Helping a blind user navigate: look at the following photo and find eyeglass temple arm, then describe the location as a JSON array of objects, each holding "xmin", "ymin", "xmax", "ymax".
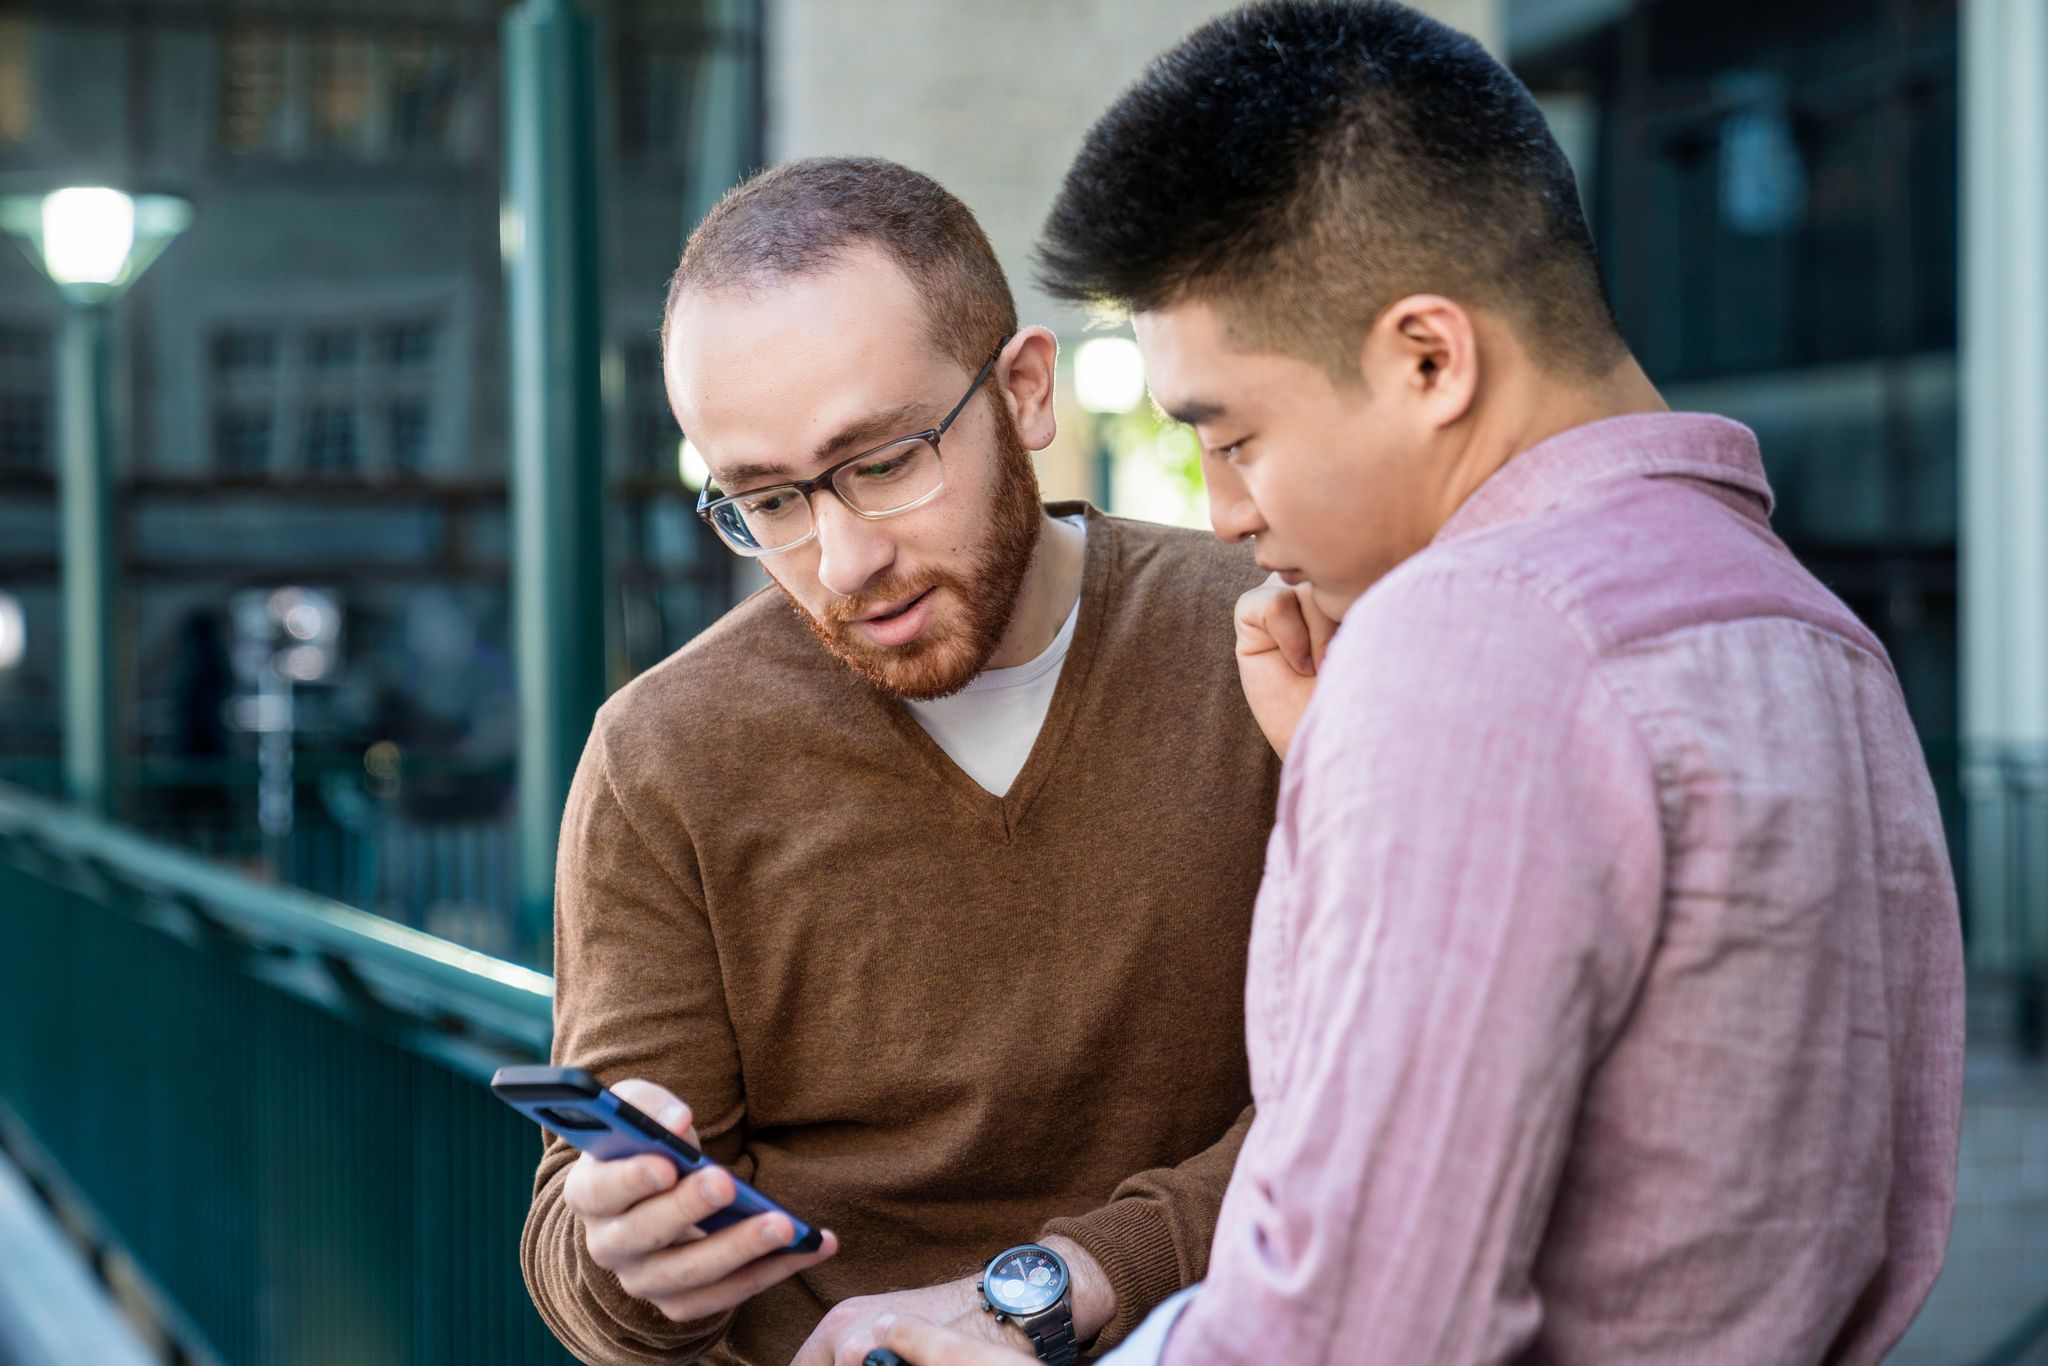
[{"xmin": 937, "ymin": 335, "xmax": 1013, "ymax": 435}]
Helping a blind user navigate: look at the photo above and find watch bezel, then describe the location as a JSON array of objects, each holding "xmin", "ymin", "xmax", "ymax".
[{"xmin": 979, "ymin": 1242, "xmax": 1071, "ymax": 1319}]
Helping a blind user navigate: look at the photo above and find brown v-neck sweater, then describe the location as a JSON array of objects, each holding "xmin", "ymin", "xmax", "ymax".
[{"xmin": 521, "ymin": 504, "xmax": 1279, "ymax": 1365}]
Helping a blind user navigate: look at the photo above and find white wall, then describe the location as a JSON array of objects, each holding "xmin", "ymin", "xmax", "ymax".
[{"xmin": 767, "ymin": 0, "xmax": 1501, "ymax": 339}]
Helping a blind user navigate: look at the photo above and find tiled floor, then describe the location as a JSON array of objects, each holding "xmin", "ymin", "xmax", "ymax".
[{"xmin": 1890, "ymin": 1046, "xmax": 2048, "ymax": 1365}]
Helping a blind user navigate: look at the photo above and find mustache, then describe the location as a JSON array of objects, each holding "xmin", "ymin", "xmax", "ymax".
[{"xmin": 824, "ymin": 571, "xmax": 966, "ymax": 626}]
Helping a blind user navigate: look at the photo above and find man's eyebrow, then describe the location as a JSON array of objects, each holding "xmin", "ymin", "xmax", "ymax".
[
  {"xmin": 1163, "ymin": 399, "xmax": 1227, "ymax": 426},
  {"xmin": 710, "ymin": 401, "xmax": 931, "ymax": 492},
  {"xmin": 811, "ymin": 401, "xmax": 928, "ymax": 464}
]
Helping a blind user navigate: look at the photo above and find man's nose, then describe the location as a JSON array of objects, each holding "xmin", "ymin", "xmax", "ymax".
[
  {"xmin": 812, "ymin": 492, "xmax": 897, "ymax": 598},
  {"xmin": 1204, "ymin": 463, "xmax": 1265, "ymax": 544}
]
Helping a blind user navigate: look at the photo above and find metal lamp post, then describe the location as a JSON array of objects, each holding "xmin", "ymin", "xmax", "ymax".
[{"xmin": 0, "ymin": 187, "xmax": 191, "ymax": 817}]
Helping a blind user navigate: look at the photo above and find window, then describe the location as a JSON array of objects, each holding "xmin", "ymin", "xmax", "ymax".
[
  {"xmin": 0, "ymin": 324, "xmax": 51, "ymax": 475},
  {"xmin": 219, "ymin": 24, "xmax": 289, "ymax": 156},
  {"xmin": 212, "ymin": 328, "xmax": 281, "ymax": 475},
  {"xmin": 302, "ymin": 406, "xmax": 361, "ymax": 475},
  {"xmin": 215, "ymin": 409, "xmax": 273, "ymax": 476},
  {"xmin": 387, "ymin": 398, "xmax": 432, "ymax": 475},
  {"xmin": 389, "ymin": 35, "xmax": 466, "ymax": 154},
  {"xmin": 0, "ymin": 18, "xmax": 33, "ymax": 148},
  {"xmin": 309, "ymin": 29, "xmax": 375, "ymax": 155},
  {"xmin": 217, "ymin": 23, "xmax": 474, "ymax": 161},
  {"xmin": 623, "ymin": 341, "xmax": 676, "ymax": 476},
  {"xmin": 207, "ymin": 318, "xmax": 442, "ymax": 479},
  {"xmin": 618, "ymin": 44, "xmax": 701, "ymax": 162}
]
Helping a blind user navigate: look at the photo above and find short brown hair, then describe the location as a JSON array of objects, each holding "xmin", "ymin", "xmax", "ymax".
[
  {"xmin": 665, "ymin": 157, "xmax": 1018, "ymax": 374},
  {"xmin": 1038, "ymin": 1, "xmax": 1625, "ymax": 382}
]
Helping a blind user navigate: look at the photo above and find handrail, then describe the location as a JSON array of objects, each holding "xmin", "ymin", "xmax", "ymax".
[{"xmin": 0, "ymin": 781, "xmax": 552, "ymax": 1078}]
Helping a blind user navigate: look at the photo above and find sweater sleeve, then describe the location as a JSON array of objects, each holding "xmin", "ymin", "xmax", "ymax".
[
  {"xmin": 1039, "ymin": 1103, "xmax": 1255, "ymax": 1353},
  {"xmin": 519, "ymin": 724, "xmax": 750, "ymax": 1366}
]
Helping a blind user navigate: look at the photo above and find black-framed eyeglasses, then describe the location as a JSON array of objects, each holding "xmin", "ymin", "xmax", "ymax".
[{"xmin": 694, "ymin": 337, "xmax": 1013, "ymax": 557}]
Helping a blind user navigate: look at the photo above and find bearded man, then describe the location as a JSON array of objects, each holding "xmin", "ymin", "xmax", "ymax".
[{"xmin": 518, "ymin": 157, "xmax": 1279, "ymax": 1366}]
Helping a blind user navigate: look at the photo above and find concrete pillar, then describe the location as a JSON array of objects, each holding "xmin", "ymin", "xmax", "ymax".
[{"xmin": 1961, "ymin": 0, "xmax": 2048, "ymax": 1036}]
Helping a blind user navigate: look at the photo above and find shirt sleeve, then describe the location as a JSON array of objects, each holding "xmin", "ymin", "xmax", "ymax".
[
  {"xmin": 1039, "ymin": 1104, "xmax": 1254, "ymax": 1351},
  {"xmin": 519, "ymin": 720, "xmax": 749, "ymax": 1366},
  {"xmin": 1164, "ymin": 567, "xmax": 1664, "ymax": 1365}
]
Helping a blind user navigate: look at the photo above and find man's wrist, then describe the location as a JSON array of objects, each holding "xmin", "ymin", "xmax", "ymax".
[{"xmin": 1039, "ymin": 1236, "xmax": 1115, "ymax": 1342}]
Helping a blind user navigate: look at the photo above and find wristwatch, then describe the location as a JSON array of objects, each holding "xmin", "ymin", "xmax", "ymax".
[{"xmin": 979, "ymin": 1243, "xmax": 1080, "ymax": 1365}]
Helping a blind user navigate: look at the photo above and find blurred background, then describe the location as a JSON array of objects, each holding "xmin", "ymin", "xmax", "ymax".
[{"xmin": 0, "ymin": 0, "xmax": 2039, "ymax": 1362}]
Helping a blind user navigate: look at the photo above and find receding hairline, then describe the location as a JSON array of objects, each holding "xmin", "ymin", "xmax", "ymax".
[
  {"xmin": 662, "ymin": 157, "xmax": 1019, "ymax": 375},
  {"xmin": 660, "ymin": 239, "xmax": 962, "ymax": 367}
]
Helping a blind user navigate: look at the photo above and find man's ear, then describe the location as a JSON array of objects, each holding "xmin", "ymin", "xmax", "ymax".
[
  {"xmin": 998, "ymin": 326, "xmax": 1060, "ymax": 451},
  {"xmin": 1361, "ymin": 294, "xmax": 1478, "ymax": 430}
]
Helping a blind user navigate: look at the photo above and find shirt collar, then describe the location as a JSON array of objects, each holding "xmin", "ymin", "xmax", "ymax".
[{"xmin": 1433, "ymin": 411, "xmax": 1774, "ymax": 547}]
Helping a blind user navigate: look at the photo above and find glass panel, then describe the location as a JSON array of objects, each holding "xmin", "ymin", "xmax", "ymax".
[
  {"xmin": 213, "ymin": 330, "xmax": 278, "ymax": 376},
  {"xmin": 0, "ymin": 19, "xmax": 31, "ymax": 148},
  {"xmin": 306, "ymin": 328, "xmax": 359, "ymax": 371},
  {"xmin": 303, "ymin": 406, "xmax": 360, "ymax": 474},
  {"xmin": 833, "ymin": 437, "xmax": 941, "ymax": 514},
  {"xmin": 215, "ymin": 408, "xmax": 273, "ymax": 476},
  {"xmin": 0, "ymin": 392, "xmax": 46, "ymax": 474},
  {"xmin": 388, "ymin": 398, "xmax": 431, "ymax": 474},
  {"xmin": 379, "ymin": 320, "xmax": 436, "ymax": 369},
  {"xmin": 219, "ymin": 23, "xmax": 287, "ymax": 156},
  {"xmin": 389, "ymin": 34, "xmax": 465, "ymax": 154},
  {"xmin": 311, "ymin": 28, "xmax": 375, "ymax": 154}
]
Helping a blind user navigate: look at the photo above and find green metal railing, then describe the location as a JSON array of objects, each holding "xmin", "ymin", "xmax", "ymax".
[{"xmin": 0, "ymin": 781, "xmax": 571, "ymax": 1365}]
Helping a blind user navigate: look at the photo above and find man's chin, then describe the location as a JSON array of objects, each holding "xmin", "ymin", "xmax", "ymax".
[{"xmin": 819, "ymin": 623, "xmax": 986, "ymax": 701}]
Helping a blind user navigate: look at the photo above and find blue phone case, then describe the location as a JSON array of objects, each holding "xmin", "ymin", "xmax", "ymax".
[{"xmin": 491, "ymin": 1065, "xmax": 822, "ymax": 1254}]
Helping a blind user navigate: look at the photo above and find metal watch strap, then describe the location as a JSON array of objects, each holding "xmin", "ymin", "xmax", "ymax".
[{"xmin": 1016, "ymin": 1303, "xmax": 1080, "ymax": 1366}]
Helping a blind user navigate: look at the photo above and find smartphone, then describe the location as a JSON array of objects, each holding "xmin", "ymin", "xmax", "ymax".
[{"xmin": 491, "ymin": 1065, "xmax": 823, "ymax": 1254}]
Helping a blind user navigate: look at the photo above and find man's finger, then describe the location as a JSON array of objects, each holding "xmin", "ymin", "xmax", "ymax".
[
  {"xmin": 646, "ymin": 1227, "xmax": 839, "ymax": 1324},
  {"xmin": 610, "ymin": 1078, "xmax": 698, "ymax": 1142},
  {"xmin": 586, "ymin": 1165, "xmax": 737, "ymax": 1267},
  {"xmin": 875, "ymin": 1313, "xmax": 1025, "ymax": 1366},
  {"xmin": 1297, "ymin": 582, "xmax": 1339, "ymax": 665},
  {"xmin": 564, "ymin": 1150, "xmax": 679, "ymax": 1220},
  {"xmin": 620, "ymin": 1211, "xmax": 808, "ymax": 1301},
  {"xmin": 1258, "ymin": 592, "xmax": 1315, "ymax": 675}
]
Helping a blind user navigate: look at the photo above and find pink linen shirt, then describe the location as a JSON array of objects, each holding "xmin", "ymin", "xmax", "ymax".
[{"xmin": 1163, "ymin": 413, "xmax": 1965, "ymax": 1364}]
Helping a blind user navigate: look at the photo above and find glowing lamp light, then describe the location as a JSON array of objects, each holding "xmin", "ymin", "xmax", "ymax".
[
  {"xmin": 0, "ymin": 186, "xmax": 192, "ymax": 304},
  {"xmin": 42, "ymin": 188, "xmax": 135, "ymax": 287},
  {"xmin": 1074, "ymin": 337, "xmax": 1146, "ymax": 416}
]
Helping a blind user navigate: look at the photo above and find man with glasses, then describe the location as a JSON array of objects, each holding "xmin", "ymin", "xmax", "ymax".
[{"xmin": 518, "ymin": 157, "xmax": 1280, "ymax": 1366}]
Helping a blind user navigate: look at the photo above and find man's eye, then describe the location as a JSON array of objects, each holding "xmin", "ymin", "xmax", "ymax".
[
  {"xmin": 742, "ymin": 491, "xmax": 796, "ymax": 515},
  {"xmin": 853, "ymin": 452, "xmax": 915, "ymax": 479}
]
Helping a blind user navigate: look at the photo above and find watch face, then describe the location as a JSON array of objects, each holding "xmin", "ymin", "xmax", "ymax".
[{"xmin": 985, "ymin": 1246, "xmax": 1067, "ymax": 1316}]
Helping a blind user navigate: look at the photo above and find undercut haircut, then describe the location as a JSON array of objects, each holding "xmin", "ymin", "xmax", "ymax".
[
  {"xmin": 666, "ymin": 157, "xmax": 1018, "ymax": 375},
  {"xmin": 1037, "ymin": 0, "xmax": 1625, "ymax": 380}
]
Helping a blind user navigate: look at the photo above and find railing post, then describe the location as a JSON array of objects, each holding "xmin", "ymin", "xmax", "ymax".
[
  {"xmin": 56, "ymin": 301, "xmax": 116, "ymax": 820},
  {"xmin": 503, "ymin": 0, "xmax": 609, "ymax": 959}
]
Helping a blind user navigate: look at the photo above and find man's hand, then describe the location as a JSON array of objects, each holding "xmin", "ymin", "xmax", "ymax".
[
  {"xmin": 560, "ymin": 1078, "xmax": 838, "ymax": 1325},
  {"xmin": 869, "ymin": 1314, "xmax": 1036, "ymax": 1366},
  {"xmin": 792, "ymin": 1278, "xmax": 1014, "ymax": 1366},
  {"xmin": 794, "ymin": 1236, "xmax": 1113, "ymax": 1366},
  {"xmin": 1235, "ymin": 573, "xmax": 1340, "ymax": 759}
]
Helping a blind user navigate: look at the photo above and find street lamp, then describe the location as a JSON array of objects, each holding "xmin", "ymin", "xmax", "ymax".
[
  {"xmin": 1, "ymin": 186, "xmax": 191, "ymax": 816},
  {"xmin": 1073, "ymin": 336, "xmax": 1147, "ymax": 512}
]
